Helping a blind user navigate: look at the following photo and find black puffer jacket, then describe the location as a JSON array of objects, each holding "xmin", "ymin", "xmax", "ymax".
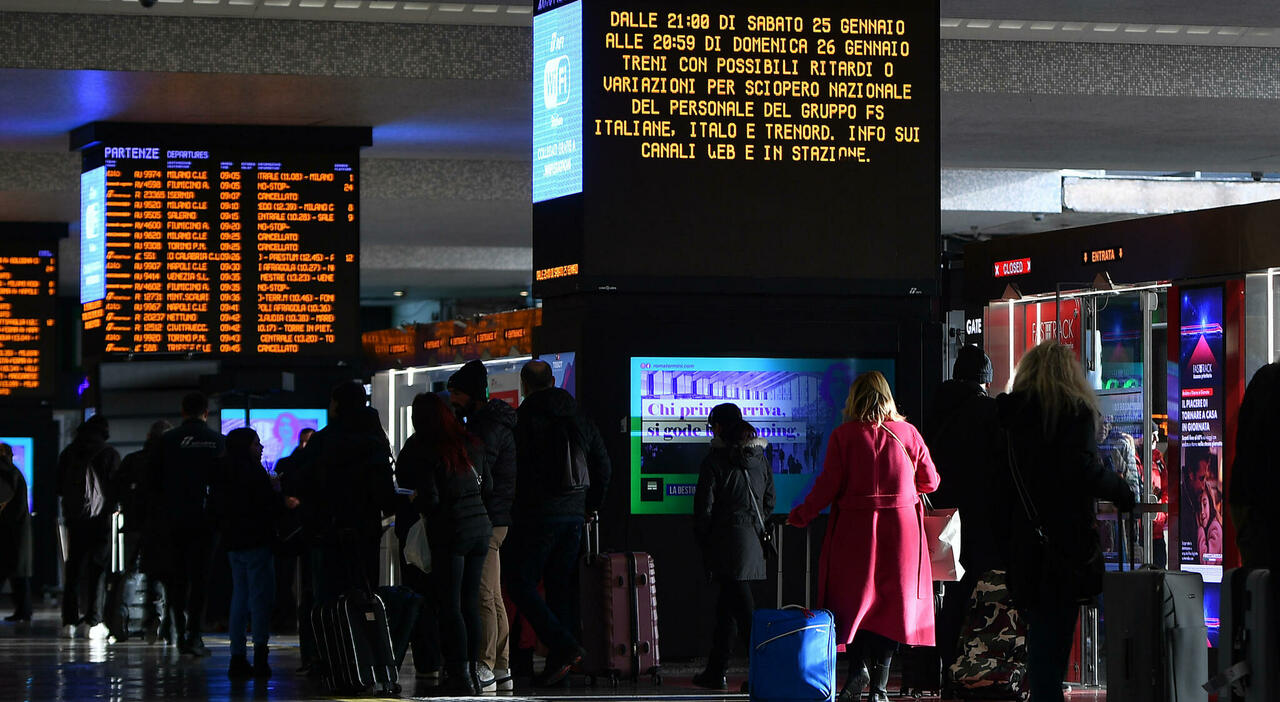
[
  {"xmin": 213, "ymin": 455, "xmax": 284, "ymax": 552},
  {"xmin": 116, "ymin": 439, "xmax": 162, "ymax": 534},
  {"xmin": 466, "ymin": 399, "xmax": 517, "ymax": 527},
  {"xmin": 56, "ymin": 427, "xmax": 121, "ymax": 522},
  {"xmin": 999, "ymin": 392, "xmax": 1136, "ymax": 607},
  {"xmin": 397, "ymin": 432, "xmax": 492, "ymax": 549},
  {"xmin": 513, "ymin": 388, "xmax": 611, "ymax": 521},
  {"xmin": 927, "ymin": 378, "xmax": 1009, "ymax": 573},
  {"xmin": 694, "ymin": 438, "xmax": 775, "ymax": 582},
  {"xmin": 292, "ymin": 408, "xmax": 396, "ymax": 544}
]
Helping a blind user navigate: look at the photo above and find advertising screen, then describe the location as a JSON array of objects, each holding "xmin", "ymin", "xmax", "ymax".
[
  {"xmin": 221, "ymin": 409, "xmax": 327, "ymax": 472},
  {"xmin": 0, "ymin": 436, "xmax": 34, "ymax": 512},
  {"xmin": 630, "ymin": 356, "xmax": 894, "ymax": 515},
  {"xmin": 544, "ymin": 351, "xmax": 578, "ymax": 396}
]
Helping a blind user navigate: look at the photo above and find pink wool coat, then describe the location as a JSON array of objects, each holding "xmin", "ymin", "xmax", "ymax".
[{"xmin": 788, "ymin": 420, "xmax": 940, "ymax": 647}]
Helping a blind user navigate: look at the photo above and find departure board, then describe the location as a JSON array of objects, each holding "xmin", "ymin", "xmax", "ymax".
[
  {"xmin": 532, "ymin": 0, "xmax": 939, "ymax": 289},
  {"xmin": 0, "ymin": 229, "xmax": 59, "ymax": 400},
  {"xmin": 74, "ymin": 124, "xmax": 370, "ymax": 359}
]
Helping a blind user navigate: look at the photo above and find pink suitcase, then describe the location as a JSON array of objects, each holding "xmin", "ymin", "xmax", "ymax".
[{"xmin": 578, "ymin": 518, "xmax": 662, "ymax": 686}]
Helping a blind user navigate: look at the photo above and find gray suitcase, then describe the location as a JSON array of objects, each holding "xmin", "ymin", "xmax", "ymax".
[
  {"xmin": 1103, "ymin": 568, "xmax": 1208, "ymax": 702},
  {"xmin": 1211, "ymin": 569, "xmax": 1276, "ymax": 702}
]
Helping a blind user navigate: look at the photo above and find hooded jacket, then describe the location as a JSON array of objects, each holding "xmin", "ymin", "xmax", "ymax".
[
  {"xmin": 513, "ymin": 387, "xmax": 611, "ymax": 521},
  {"xmin": 926, "ymin": 378, "xmax": 1008, "ymax": 572},
  {"xmin": 465, "ymin": 398, "xmax": 518, "ymax": 527},
  {"xmin": 694, "ymin": 437, "xmax": 775, "ymax": 582},
  {"xmin": 57, "ymin": 425, "xmax": 121, "ymax": 522},
  {"xmin": 998, "ymin": 391, "xmax": 1136, "ymax": 607}
]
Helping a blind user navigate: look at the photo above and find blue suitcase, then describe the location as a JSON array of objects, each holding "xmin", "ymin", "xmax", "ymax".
[{"xmin": 749, "ymin": 607, "xmax": 837, "ymax": 702}]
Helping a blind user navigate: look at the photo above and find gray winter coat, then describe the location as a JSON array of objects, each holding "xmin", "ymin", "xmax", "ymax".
[{"xmin": 694, "ymin": 438, "xmax": 775, "ymax": 582}]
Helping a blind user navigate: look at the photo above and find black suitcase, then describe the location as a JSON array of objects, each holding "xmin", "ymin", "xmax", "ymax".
[
  {"xmin": 1103, "ymin": 569, "xmax": 1207, "ymax": 702},
  {"xmin": 311, "ymin": 588, "xmax": 401, "ymax": 695},
  {"xmin": 899, "ymin": 583, "xmax": 945, "ymax": 698},
  {"xmin": 104, "ymin": 570, "xmax": 148, "ymax": 641},
  {"xmin": 1209, "ymin": 568, "xmax": 1276, "ymax": 702}
]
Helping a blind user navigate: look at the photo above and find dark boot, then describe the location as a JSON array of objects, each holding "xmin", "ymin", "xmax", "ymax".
[
  {"xmin": 253, "ymin": 645, "xmax": 272, "ymax": 679},
  {"xmin": 227, "ymin": 654, "xmax": 252, "ymax": 680},
  {"xmin": 867, "ymin": 661, "xmax": 891, "ymax": 702},
  {"xmin": 838, "ymin": 659, "xmax": 870, "ymax": 702},
  {"xmin": 442, "ymin": 663, "xmax": 478, "ymax": 695},
  {"xmin": 692, "ymin": 669, "xmax": 728, "ymax": 690}
]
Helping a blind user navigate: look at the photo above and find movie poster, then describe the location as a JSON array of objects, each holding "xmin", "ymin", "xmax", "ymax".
[{"xmin": 1177, "ymin": 287, "xmax": 1226, "ymax": 574}]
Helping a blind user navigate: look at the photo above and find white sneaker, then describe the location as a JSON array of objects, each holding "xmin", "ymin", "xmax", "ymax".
[
  {"xmin": 87, "ymin": 623, "xmax": 110, "ymax": 641},
  {"xmin": 64, "ymin": 625, "xmax": 78, "ymax": 639},
  {"xmin": 477, "ymin": 663, "xmax": 496, "ymax": 686},
  {"xmin": 494, "ymin": 668, "xmax": 514, "ymax": 692}
]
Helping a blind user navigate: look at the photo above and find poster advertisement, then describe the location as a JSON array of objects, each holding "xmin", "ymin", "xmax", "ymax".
[
  {"xmin": 630, "ymin": 356, "xmax": 894, "ymax": 515},
  {"xmin": 0, "ymin": 436, "xmax": 34, "ymax": 512},
  {"xmin": 1177, "ymin": 287, "xmax": 1226, "ymax": 580},
  {"xmin": 222, "ymin": 409, "xmax": 327, "ymax": 472}
]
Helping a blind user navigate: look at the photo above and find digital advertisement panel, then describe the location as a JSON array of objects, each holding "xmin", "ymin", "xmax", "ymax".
[
  {"xmin": 221, "ymin": 409, "xmax": 327, "ymax": 472},
  {"xmin": 532, "ymin": 0, "xmax": 584, "ymax": 203},
  {"xmin": 630, "ymin": 356, "xmax": 894, "ymax": 515},
  {"xmin": 0, "ymin": 436, "xmax": 34, "ymax": 512}
]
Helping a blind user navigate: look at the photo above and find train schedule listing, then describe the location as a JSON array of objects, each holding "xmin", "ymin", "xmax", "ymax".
[
  {"xmin": 0, "ymin": 241, "xmax": 56, "ymax": 399},
  {"xmin": 80, "ymin": 147, "xmax": 359, "ymax": 358}
]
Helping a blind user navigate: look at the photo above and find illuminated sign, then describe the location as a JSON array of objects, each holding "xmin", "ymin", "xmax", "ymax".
[
  {"xmin": 1083, "ymin": 247, "xmax": 1124, "ymax": 265},
  {"xmin": 532, "ymin": 0, "xmax": 584, "ymax": 202},
  {"xmin": 77, "ymin": 135, "xmax": 363, "ymax": 359},
  {"xmin": 531, "ymin": 0, "xmax": 939, "ymax": 287},
  {"xmin": 965, "ymin": 317, "xmax": 982, "ymax": 335},
  {"xmin": 0, "ymin": 237, "xmax": 58, "ymax": 400},
  {"xmin": 536, "ymin": 263, "xmax": 580, "ymax": 281},
  {"xmin": 993, "ymin": 257, "xmax": 1032, "ymax": 278}
]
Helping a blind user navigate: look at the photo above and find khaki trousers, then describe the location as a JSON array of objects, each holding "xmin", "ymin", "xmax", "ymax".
[{"xmin": 479, "ymin": 526, "xmax": 510, "ymax": 669}]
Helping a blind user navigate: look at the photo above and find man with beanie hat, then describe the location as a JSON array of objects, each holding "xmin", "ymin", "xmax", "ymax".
[
  {"xmin": 449, "ymin": 360, "xmax": 518, "ymax": 692},
  {"xmin": 924, "ymin": 345, "xmax": 1006, "ymax": 690}
]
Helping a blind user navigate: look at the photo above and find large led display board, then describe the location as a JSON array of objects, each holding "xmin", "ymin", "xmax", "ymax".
[
  {"xmin": 0, "ymin": 226, "xmax": 60, "ymax": 400},
  {"xmin": 533, "ymin": 0, "xmax": 939, "ymax": 289},
  {"xmin": 73, "ymin": 123, "xmax": 370, "ymax": 359},
  {"xmin": 630, "ymin": 356, "xmax": 894, "ymax": 515}
]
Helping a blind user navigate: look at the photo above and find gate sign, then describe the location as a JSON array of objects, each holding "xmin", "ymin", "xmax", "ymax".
[{"xmin": 993, "ymin": 257, "xmax": 1032, "ymax": 278}]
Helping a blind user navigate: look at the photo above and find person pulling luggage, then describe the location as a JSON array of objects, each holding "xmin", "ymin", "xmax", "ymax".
[
  {"xmin": 57, "ymin": 414, "xmax": 121, "ymax": 641},
  {"xmin": 115, "ymin": 420, "xmax": 171, "ymax": 643},
  {"xmin": 788, "ymin": 372, "xmax": 940, "ymax": 702},
  {"xmin": 692, "ymin": 403, "xmax": 774, "ymax": 690}
]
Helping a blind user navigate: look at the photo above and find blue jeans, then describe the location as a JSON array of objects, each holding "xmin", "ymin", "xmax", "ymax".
[
  {"xmin": 228, "ymin": 547, "xmax": 275, "ymax": 657},
  {"xmin": 503, "ymin": 517, "xmax": 582, "ymax": 655}
]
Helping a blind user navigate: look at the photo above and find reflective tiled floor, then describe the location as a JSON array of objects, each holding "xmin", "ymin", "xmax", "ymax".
[{"xmin": 0, "ymin": 607, "xmax": 1108, "ymax": 701}]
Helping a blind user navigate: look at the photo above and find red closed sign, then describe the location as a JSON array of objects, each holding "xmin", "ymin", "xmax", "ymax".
[{"xmin": 993, "ymin": 257, "xmax": 1032, "ymax": 278}]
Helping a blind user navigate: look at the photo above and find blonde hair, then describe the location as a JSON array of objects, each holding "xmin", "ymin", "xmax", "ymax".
[
  {"xmin": 843, "ymin": 371, "xmax": 904, "ymax": 426},
  {"xmin": 1011, "ymin": 341, "xmax": 1101, "ymax": 435}
]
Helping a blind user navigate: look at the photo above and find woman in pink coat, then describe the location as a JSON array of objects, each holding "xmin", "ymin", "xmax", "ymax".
[{"xmin": 789, "ymin": 371, "xmax": 940, "ymax": 702}]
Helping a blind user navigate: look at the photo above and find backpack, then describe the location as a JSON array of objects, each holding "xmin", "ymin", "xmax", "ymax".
[
  {"xmin": 550, "ymin": 417, "xmax": 589, "ymax": 496},
  {"xmin": 65, "ymin": 446, "xmax": 108, "ymax": 519}
]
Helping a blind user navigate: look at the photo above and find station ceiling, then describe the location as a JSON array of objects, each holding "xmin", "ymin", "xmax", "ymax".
[{"xmin": 0, "ymin": 1, "xmax": 1276, "ymax": 299}]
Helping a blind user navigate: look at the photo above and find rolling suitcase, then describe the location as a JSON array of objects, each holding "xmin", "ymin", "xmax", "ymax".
[
  {"xmin": 311, "ymin": 587, "xmax": 401, "ymax": 695},
  {"xmin": 1102, "ymin": 520, "xmax": 1207, "ymax": 702},
  {"xmin": 899, "ymin": 582, "xmax": 945, "ymax": 698},
  {"xmin": 749, "ymin": 607, "xmax": 837, "ymax": 702},
  {"xmin": 105, "ymin": 511, "xmax": 148, "ymax": 641},
  {"xmin": 948, "ymin": 570, "xmax": 1029, "ymax": 701},
  {"xmin": 578, "ymin": 515, "xmax": 662, "ymax": 686},
  {"xmin": 1208, "ymin": 568, "xmax": 1276, "ymax": 702}
]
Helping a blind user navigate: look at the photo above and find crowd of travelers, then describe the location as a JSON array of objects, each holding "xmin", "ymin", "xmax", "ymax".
[{"xmin": 1, "ymin": 342, "xmax": 1276, "ymax": 702}]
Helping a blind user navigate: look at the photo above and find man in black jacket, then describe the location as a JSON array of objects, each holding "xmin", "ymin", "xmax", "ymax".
[
  {"xmin": 925, "ymin": 345, "xmax": 1008, "ymax": 686},
  {"xmin": 152, "ymin": 392, "xmax": 225, "ymax": 656},
  {"xmin": 56, "ymin": 414, "xmax": 121, "ymax": 641},
  {"xmin": 504, "ymin": 360, "xmax": 611, "ymax": 686},
  {"xmin": 449, "ymin": 360, "xmax": 518, "ymax": 691}
]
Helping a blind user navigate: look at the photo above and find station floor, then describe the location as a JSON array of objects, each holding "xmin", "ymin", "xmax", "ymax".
[{"xmin": 0, "ymin": 608, "xmax": 1110, "ymax": 701}]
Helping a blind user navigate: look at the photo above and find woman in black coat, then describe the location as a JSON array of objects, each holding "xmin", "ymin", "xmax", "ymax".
[
  {"xmin": 0, "ymin": 443, "xmax": 33, "ymax": 622},
  {"xmin": 692, "ymin": 403, "xmax": 775, "ymax": 690},
  {"xmin": 998, "ymin": 342, "xmax": 1136, "ymax": 702},
  {"xmin": 399, "ymin": 392, "xmax": 493, "ymax": 695}
]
